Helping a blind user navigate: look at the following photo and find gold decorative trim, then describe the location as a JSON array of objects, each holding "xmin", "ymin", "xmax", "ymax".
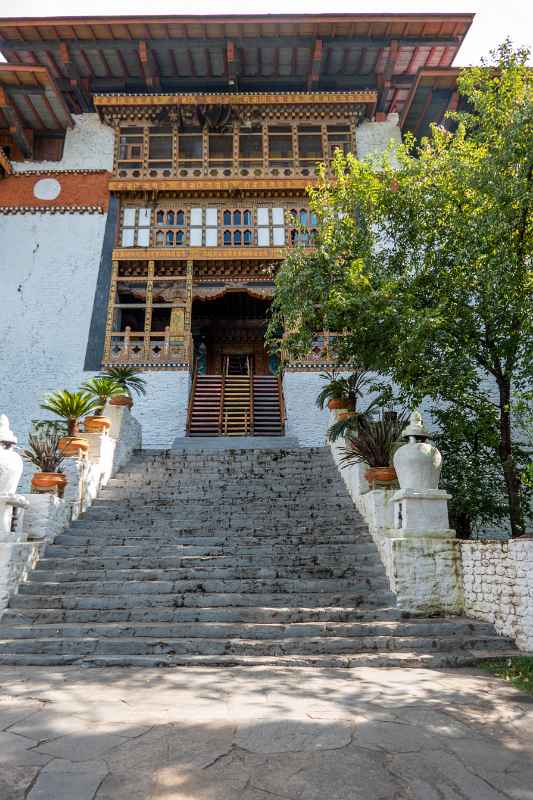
[
  {"xmin": 112, "ymin": 247, "xmax": 286, "ymax": 261},
  {"xmin": 95, "ymin": 91, "xmax": 376, "ymax": 108},
  {"xmin": 109, "ymin": 178, "xmax": 316, "ymax": 192}
]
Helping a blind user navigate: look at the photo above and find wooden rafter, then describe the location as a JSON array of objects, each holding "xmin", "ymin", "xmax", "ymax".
[
  {"xmin": 0, "ymin": 86, "xmax": 32, "ymax": 155},
  {"xmin": 307, "ymin": 39, "xmax": 323, "ymax": 90},
  {"xmin": 58, "ymin": 42, "xmax": 91, "ymax": 110},
  {"xmin": 226, "ymin": 40, "xmax": 238, "ymax": 87},
  {"xmin": 138, "ymin": 40, "xmax": 160, "ymax": 88}
]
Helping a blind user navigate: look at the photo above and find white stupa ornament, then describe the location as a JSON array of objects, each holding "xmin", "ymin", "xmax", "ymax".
[
  {"xmin": 0, "ymin": 414, "xmax": 28, "ymax": 537},
  {"xmin": 393, "ymin": 410, "xmax": 442, "ymax": 491}
]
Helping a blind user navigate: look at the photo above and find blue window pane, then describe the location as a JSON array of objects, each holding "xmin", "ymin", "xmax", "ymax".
[
  {"xmin": 243, "ymin": 210, "xmax": 252, "ymax": 225},
  {"xmin": 176, "ymin": 211, "xmax": 184, "ymax": 225},
  {"xmin": 310, "ymin": 212, "xmax": 318, "ymax": 225},
  {"xmin": 223, "ymin": 210, "xmax": 231, "ymax": 225},
  {"xmin": 176, "ymin": 231, "xmax": 184, "ymax": 245},
  {"xmin": 156, "ymin": 210, "xmax": 164, "ymax": 224},
  {"xmin": 243, "ymin": 230, "xmax": 252, "ymax": 245},
  {"xmin": 233, "ymin": 210, "xmax": 241, "ymax": 225},
  {"xmin": 223, "ymin": 230, "xmax": 231, "ymax": 245},
  {"xmin": 166, "ymin": 231, "xmax": 174, "ymax": 246},
  {"xmin": 167, "ymin": 211, "xmax": 174, "ymax": 225},
  {"xmin": 299, "ymin": 209, "xmax": 308, "ymax": 225}
]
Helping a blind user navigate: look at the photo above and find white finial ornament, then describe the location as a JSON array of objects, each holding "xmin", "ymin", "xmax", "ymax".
[
  {"xmin": 0, "ymin": 414, "xmax": 28, "ymax": 538},
  {"xmin": 393, "ymin": 410, "xmax": 442, "ymax": 490},
  {"xmin": 0, "ymin": 414, "xmax": 17, "ymax": 445}
]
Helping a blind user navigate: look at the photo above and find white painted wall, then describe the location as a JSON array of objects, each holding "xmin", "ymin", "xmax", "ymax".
[
  {"xmin": 12, "ymin": 114, "xmax": 114, "ymax": 172},
  {"xmin": 356, "ymin": 113, "xmax": 402, "ymax": 161},
  {"xmin": 0, "ymin": 212, "xmax": 106, "ymax": 475},
  {"xmin": 133, "ymin": 371, "xmax": 191, "ymax": 449},
  {"xmin": 283, "ymin": 373, "xmax": 329, "ymax": 446}
]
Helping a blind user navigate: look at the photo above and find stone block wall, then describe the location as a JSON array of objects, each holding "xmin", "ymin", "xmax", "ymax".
[{"xmin": 461, "ymin": 540, "xmax": 533, "ymax": 651}]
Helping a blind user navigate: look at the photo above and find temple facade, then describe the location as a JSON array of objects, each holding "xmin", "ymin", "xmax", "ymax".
[{"xmin": 0, "ymin": 13, "xmax": 471, "ymax": 449}]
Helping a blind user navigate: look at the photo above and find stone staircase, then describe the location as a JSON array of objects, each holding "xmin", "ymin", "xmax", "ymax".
[{"xmin": 0, "ymin": 447, "xmax": 516, "ymax": 667}]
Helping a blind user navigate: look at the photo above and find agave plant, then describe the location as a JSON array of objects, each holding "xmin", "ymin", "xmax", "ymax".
[
  {"xmin": 338, "ymin": 412, "xmax": 409, "ymax": 469},
  {"xmin": 22, "ymin": 430, "xmax": 64, "ymax": 473},
  {"xmin": 40, "ymin": 390, "xmax": 99, "ymax": 436},
  {"xmin": 316, "ymin": 369, "xmax": 370, "ymax": 411},
  {"xmin": 81, "ymin": 376, "xmax": 124, "ymax": 415},
  {"xmin": 102, "ymin": 366, "xmax": 147, "ymax": 399}
]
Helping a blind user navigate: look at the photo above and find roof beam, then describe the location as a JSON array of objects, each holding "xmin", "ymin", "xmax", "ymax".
[
  {"xmin": 307, "ymin": 39, "xmax": 323, "ymax": 89},
  {"xmin": 0, "ymin": 86, "xmax": 32, "ymax": 156},
  {"xmin": 226, "ymin": 40, "xmax": 238, "ymax": 87},
  {"xmin": 58, "ymin": 41, "xmax": 91, "ymax": 111},
  {"xmin": 0, "ymin": 35, "xmax": 463, "ymax": 55},
  {"xmin": 138, "ymin": 40, "xmax": 160, "ymax": 89}
]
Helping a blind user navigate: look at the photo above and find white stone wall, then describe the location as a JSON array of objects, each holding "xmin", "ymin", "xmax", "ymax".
[
  {"xmin": 12, "ymin": 114, "xmax": 114, "ymax": 172},
  {"xmin": 356, "ymin": 114, "xmax": 402, "ymax": 161},
  {"xmin": 0, "ymin": 212, "xmax": 109, "ymax": 479},
  {"xmin": 283, "ymin": 373, "xmax": 329, "ymax": 446},
  {"xmin": 0, "ymin": 212, "xmax": 107, "ymax": 484},
  {"xmin": 461, "ymin": 540, "xmax": 533, "ymax": 651},
  {"xmin": 133, "ymin": 371, "xmax": 191, "ymax": 449}
]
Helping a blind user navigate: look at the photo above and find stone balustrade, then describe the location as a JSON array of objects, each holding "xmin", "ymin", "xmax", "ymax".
[
  {"xmin": 0, "ymin": 402, "xmax": 142, "ymax": 613},
  {"xmin": 328, "ymin": 410, "xmax": 533, "ymax": 650}
]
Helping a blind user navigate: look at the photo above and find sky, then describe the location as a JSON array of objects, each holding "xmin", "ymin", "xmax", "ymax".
[{"xmin": 0, "ymin": 0, "xmax": 531, "ymax": 65}]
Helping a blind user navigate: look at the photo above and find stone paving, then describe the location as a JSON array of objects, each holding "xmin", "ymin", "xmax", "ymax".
[{"xmin": 0, "ymin": 666, "xmax": 532, "ymax": 799}]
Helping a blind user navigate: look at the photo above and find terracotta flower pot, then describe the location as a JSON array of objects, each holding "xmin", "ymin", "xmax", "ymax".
[
  {"xmin": 327, "ymin": 398, "xmax": 355, "ymax": 411},
  {"xmin": 84, "ymin": 415, "xmax": 112, "ymax": 433},
  {"xmin": 110, "ymin": 395, "xmax": 133, "ymax": 409},
  {"xmin": 365, "ymin": 466, "xmax": 397, "ymax": 484},
  {"xmin": 31, "ymin": 472, "xmax": 68, "ymax": 494},
  {"xmin": 336, "ymin": 410, "xmax": 353, "ymax": 421},
  {"xmin": 58, "ymin": 436, "xmax": 90, "ymax": 456}
]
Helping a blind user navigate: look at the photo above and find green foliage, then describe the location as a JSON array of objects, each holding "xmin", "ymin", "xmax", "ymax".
[
  {"xmin": 315, "ymin": 369, "xmax": 371, "ymax": 410},
  {"xmin": 31, "ymin": 418, "xmax": 68, "ymax": 436},
  {"xmin": 432, "ymin": 407, "xmax": 509, "ymax": 537},
  {"xmin": 102, "ymin": 366, "xmax": 147, "ymax": 398},
  {"xmin": 339, "ymin": 412, "xmax": 409, "ymax": 469},
  {"xmin": 81, "ymin": 376, "xmax": 124, "ymax": 414},
  {"xmin": 478, "ymin": 657, "xmax": 533, "ymax": 696},
  {"xmin": 268, "ymin": 41, "xmax": 533, "ymax": 536},
  {"xmin": 22, "ymin": 428, "xmax": 64, "ymax": 473},
  {"xmin": 40, "ymin": 390, "xmax": 99, "ymax": 436}
]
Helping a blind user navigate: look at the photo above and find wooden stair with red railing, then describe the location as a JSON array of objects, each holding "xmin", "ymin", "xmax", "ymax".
[
  {"xmin": 252, "ymin": 376, "xmax": 285, "ymax": 436},
  {"xmin": 188, "ymin": 373, "xmax": 285, "ymax": 437},
  {"xmin": 187, "ymin": 375, "xmax": 223, "ymax": 436}
]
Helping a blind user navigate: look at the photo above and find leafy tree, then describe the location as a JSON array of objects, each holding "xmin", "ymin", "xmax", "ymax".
[{"xmin": 268, "ymin": 41, "xmax": 533, "ymax": 537}]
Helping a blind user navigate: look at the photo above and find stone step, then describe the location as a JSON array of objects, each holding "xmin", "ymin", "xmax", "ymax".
[
  {"xmin": 27, "ymin": 565, "xmax": 387, "ymax": 583},
  {"xmin": 18, "ymin": 576, "xmax": 389, "ymax": 595},
  {"xmin": 53, "ymin": 533, "xmax": 372, "ymax": 547},
  {"xmin": 9, "ymin": 590, "xmax": 397, "ymax": 610},
  {"xmin": 0, "ymin": 618, "xmax": 498, "ymax": 641},
  {"xmin": 1, "ymin": 605, "xmax": 404, "ymax": 625},
  {"xmin": 30, "ymin": 557, "xmax": 384, "ymax": 583},
  {"xmin": 0, "ymin": 634, "xmax": 514, "ymax": 657},
  {"xmin": 0, "ymin": 648, "xmax": 518, "ymax": 669},
  {"xmin": 36, "ymin": 553, "xmax": 380, "ymax": 570}
]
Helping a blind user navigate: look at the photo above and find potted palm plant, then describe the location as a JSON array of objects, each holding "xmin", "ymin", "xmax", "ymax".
[
  {"xmin": 339, "ymin": 412, "xmax": 409, "ymax": 485},
  {"xmin": 316, "ymin": 369, "xmax": 370, "ymax": 419},
  {"xmin": 40, "ymin": 390, "xmax": 98, "ymax": 456},
  {"xmin": 103, "ymin": 366, "xmax": 147, "ymax": 409},
  {"xmin": 81, "ymin": 376, "xmax": 124, "ymax": 433},
  {"xmin": 22, "ymin": 426, "xmax": 66, "ymax": 495}
]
